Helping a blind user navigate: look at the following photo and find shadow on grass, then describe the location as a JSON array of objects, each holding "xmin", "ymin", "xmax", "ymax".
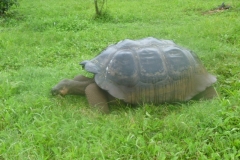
[{"xmin": 0, "ymin": 11, "xmax": 25, "ymax": 23}]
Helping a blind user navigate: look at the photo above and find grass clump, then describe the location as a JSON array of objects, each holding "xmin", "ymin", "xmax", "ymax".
[{"xmin": 0, "ymin": 0, "xmax": 240, "ymax": 159}]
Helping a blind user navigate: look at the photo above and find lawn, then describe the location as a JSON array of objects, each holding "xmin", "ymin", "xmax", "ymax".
[{"xmin": 0, "ymin": 0, "xmax": 240, "ymax": 159}]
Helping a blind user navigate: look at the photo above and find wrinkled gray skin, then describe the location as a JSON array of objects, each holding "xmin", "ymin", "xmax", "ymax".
[
  {"xmin": 51, "ymin": 37, "xmax": 218, "ymax": 114},
  {"xmin": 51, "ymin": 75, "xmax": 113, "ymax": 113}
]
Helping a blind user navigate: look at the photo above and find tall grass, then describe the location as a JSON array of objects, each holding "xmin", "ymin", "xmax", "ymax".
[{"xmin": 0, "ymin": 0, "xmax": 240, "ymax": 159}]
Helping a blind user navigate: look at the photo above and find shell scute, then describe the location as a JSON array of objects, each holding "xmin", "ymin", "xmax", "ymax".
[
  {"xmin": 137, "ymin": 47, "xmax": 166, "ymax": 84},
  {"xmin": 106, "ymin": 50, "xmax": 138, "ymax": 87}
]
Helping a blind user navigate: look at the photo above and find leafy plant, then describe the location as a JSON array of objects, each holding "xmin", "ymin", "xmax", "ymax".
[{"xmin": 0, "ymin": 0, "xmax": 18, "ymax": 15}]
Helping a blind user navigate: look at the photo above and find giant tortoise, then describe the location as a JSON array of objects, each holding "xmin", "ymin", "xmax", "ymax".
[{"xmin": 51, "ymin": 37, "xmax": 217, "ymax": 113}]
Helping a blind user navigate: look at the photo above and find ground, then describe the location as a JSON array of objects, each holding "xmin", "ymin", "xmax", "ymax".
[{"xmin": 0, "ymin": 0, "xmax": 240, "ymax": 159}]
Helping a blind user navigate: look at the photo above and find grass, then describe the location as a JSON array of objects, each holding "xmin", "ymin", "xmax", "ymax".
[{"xmin": 0, "ymin": 0, "xmax": 240, "ymax": 159}]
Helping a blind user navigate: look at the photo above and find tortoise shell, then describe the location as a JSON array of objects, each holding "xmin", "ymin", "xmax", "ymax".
[{"xmin": 80, "ymin": 37, "xmax": 216, "ymax": 103}]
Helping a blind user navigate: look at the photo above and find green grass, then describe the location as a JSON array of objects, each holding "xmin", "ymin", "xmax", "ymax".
[{"xmin": 0, "ymin": 0, "xmax": 240, "ymax": 159}]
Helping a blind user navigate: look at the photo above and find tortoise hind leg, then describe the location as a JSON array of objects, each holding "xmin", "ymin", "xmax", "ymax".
[
  {"xmin": 192, "ymin": 86, "xmax": 218, "ymax": 100},
  {"xmin": 85, "ymin": 83, "xmax": 110, "ymax": 114}
]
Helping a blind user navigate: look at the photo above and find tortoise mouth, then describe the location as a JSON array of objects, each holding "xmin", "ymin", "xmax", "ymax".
[
  {"xmin": 51, "ymin": 87, "xmax": 68, "ymax": 96},
  {"xmin": 51, "ymin": 88, "xmax": 60, "ymax": 96}
]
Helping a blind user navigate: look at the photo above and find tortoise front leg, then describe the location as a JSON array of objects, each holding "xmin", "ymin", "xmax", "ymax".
[
  {"xmin": 73, "ymin": 75, "xmax": 110, "ymax": 113},
  {"xmin": 85, "ymin": 83, "xmax": 110, "ymax": 114}
]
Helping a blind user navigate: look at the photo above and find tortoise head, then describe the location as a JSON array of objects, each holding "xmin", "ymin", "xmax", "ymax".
[
  {"xmin": 51, "ymin": 76, "xmax": 94, "ymax": 96},
  {"xmin": 51, "ymin": 79, "xmax": 74, "ymax": 96}
]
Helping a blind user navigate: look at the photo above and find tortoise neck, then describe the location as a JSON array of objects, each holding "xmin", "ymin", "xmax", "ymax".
[{"xmin": 68, "ymin": 78, "xmax": 95, "ymax": 95}]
